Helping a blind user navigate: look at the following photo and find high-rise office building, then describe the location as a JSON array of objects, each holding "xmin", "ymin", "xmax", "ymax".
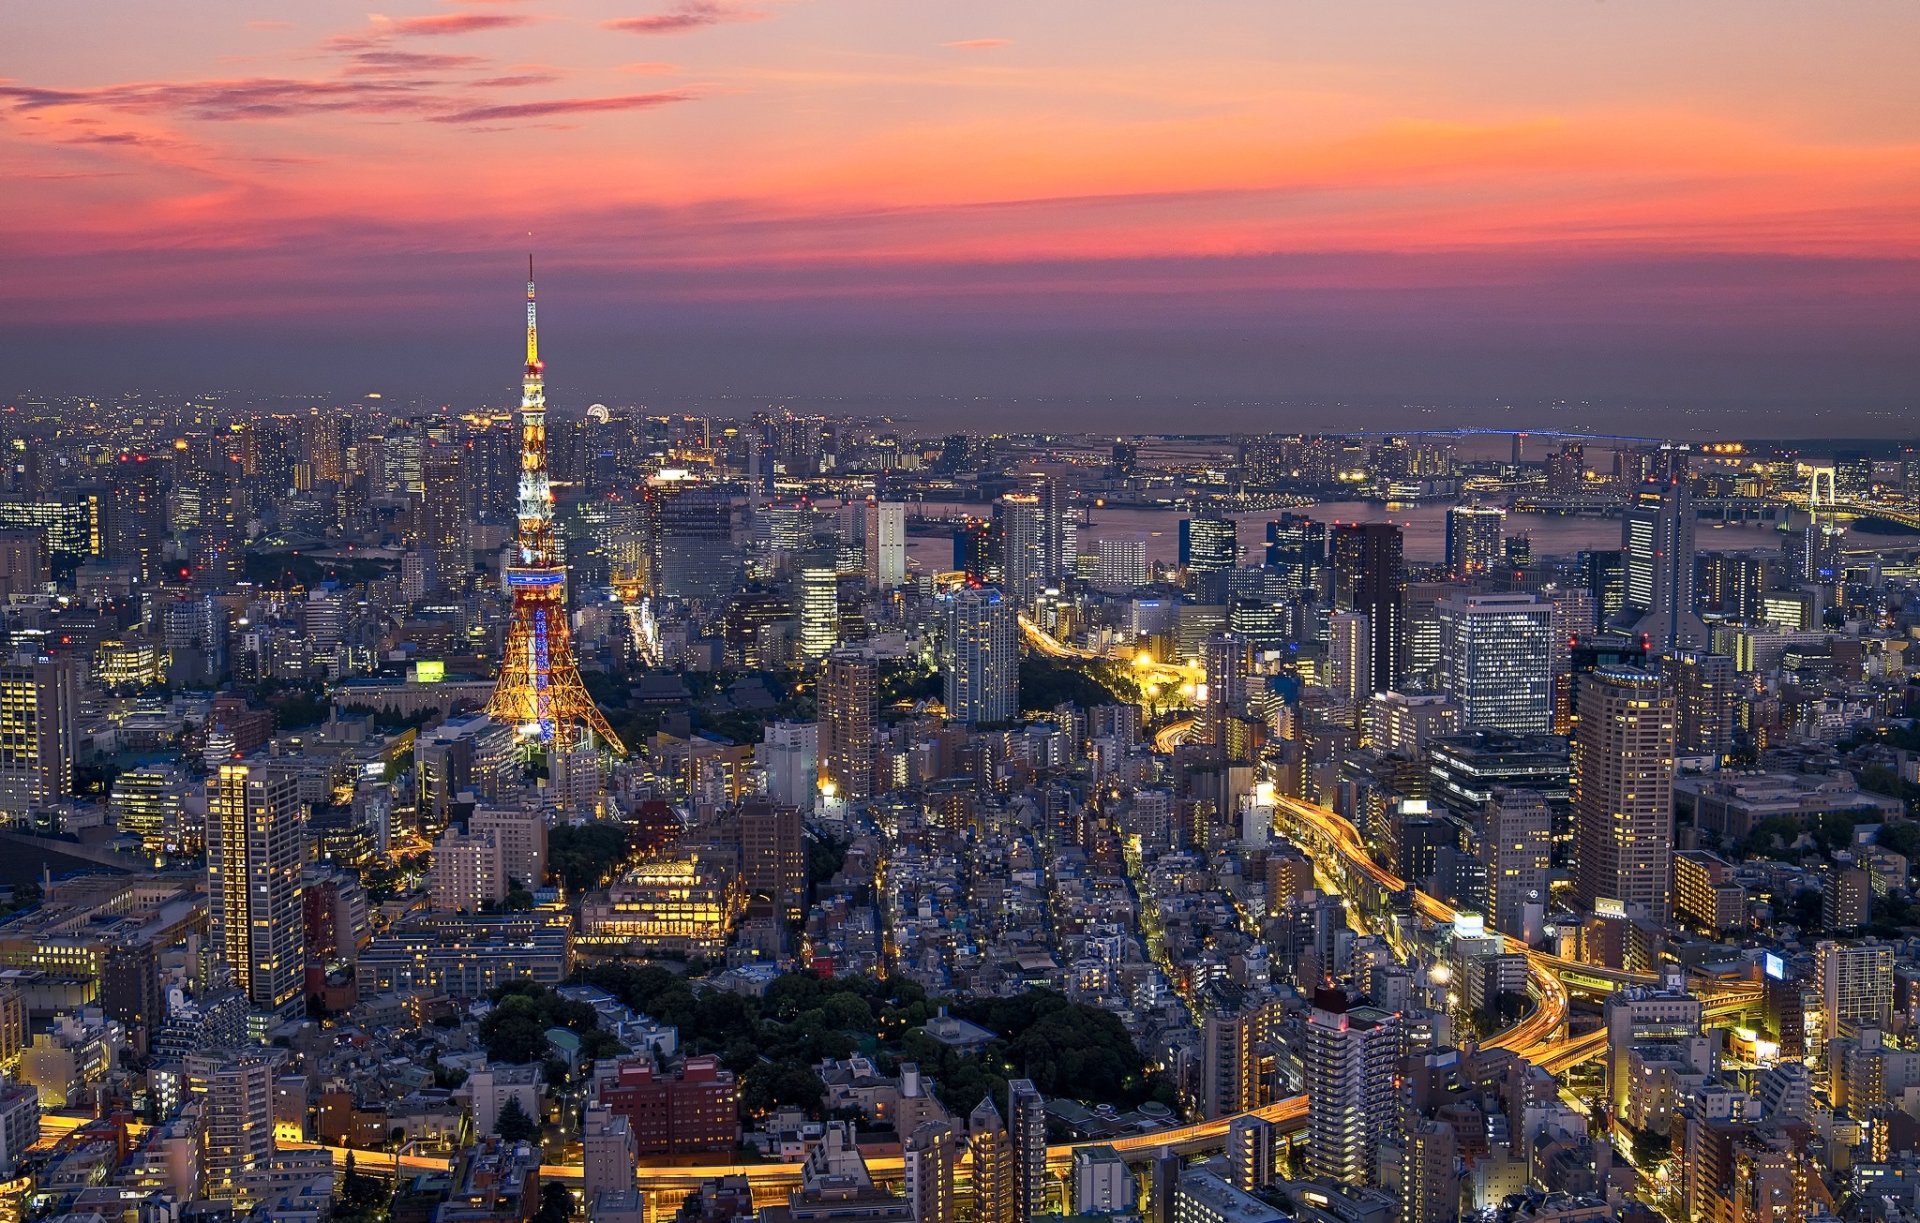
[
  {"xmin": 1434, "ymin": 593, "xmax": 1553, "ymax": 734},
  {"xmin": 0, "ymin": 655, "xmax": 79, "ymax": 821},
  {"xmin": 1573, "ymin": 669, "xmax": 1675, "ymax": 922},
  {"xmin": 953, "ymin": 517, "xmax": 993, "ymax": 584},
  {"xmin": 1037, "ymin": 477, "xmax": 1076, "ymax": 589},
  {"xmin": 417, "ymin": 440, "xmax": 467, "ymax": 588},
  {"xmin": 1670, "ymin": 650, "xmax": 1737, "ymax": 761},
  {"xmin": 739, "ymin": 799, "xmax": 806, "ymax": 922},
  {"xmin": 1622, "ymin": 469, "xmax": 1707, "ymax": 652},
  {"xmin": 650, "ymin": 484, "xmax": 739, "ymax": 607},
  {"xmin": 1265, "ymin": 513, "xmax": 1327, "ymax": 592},
  {"xmin": 1328, "ymin": 611, "xmax": 1373, "ymax": 712},
  {"xmin": 968, "ymin": 1096, "xmax": 1016, "ymax": 1223},
  {"xmin": 1008, "ymin": 1079, "xmax": 1048, "ymax": 1223},
  {"xmin": 1481, "ymin": 788, "xmax": 1551, "ymax": 943},
  {"xmin": 1201, "ymin": 631, "xmax": 1251, "ymax": 739},
  {"xmin": 1332, "ymin": 523, "xmax": 1407, "ymax": 692},
  {"xmin": 1581, "ymin": 549, "xmax": 1627, "ymax": 624},
  {"xmin": 1444, "ymin": 505, "xmax": 1504, "ymax": 578},
  {"xmin": 821, "ymin": 653, "xmax": 877, "ymax": 801},
  {"xmin": 1094, "ymin": 537, "xmax": 1149, "ymax": 590},
  {"xmin": 1304, "ymin": 990, "xmax": 1403, "ymax": 1186},
  {"xmin": 864, "ymin": 499, "xmax": 907, "ymax": 588},
  {"xmin": 207, "ymin": 764, "xmax": 305, "ymax": 1020},
  {"xmin": 940, "ymin": 586, "xmax": 1017, "ymax": 726},
  {"xmin": 1180, "ymin": 515, "xmax": 1238, "ymax": 585},
  {"xmin": 797, "ymin": 561, "xmax": 841, "ymax": 660},
  {"xmin": 104, "ymin": 454, "xmax": 168, "ymax": 583}
]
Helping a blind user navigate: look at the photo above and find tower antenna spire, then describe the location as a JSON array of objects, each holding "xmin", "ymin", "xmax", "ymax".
[
  {"xmin": 525, "ymin": 253, "xmax": 539, "ymax": 370},
  {"xmin": 489, "ymin": 256, "xmax": 625, "ymax": 757}
]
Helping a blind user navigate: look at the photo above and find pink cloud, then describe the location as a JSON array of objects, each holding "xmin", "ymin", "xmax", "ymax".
[
  {"xmin": 604, "ymin": 2, "xmax": 765, "ymax": 35},
  {"xmin": 945, "ymin": 38, "xmax": 1011, "ymax": 51},
  {"xmin": 434, "ymin": 90, "xmax": 692, "ymax": 124},
  {"xmin": 324, "ymin": 11, "xmax": 534, "ymax": 51},
  {"xmin": 617, "ymin": 61, "xmax": 683, "ymax": 74}
]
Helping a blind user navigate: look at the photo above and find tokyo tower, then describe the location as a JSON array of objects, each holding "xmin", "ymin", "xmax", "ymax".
[{"xmin": 485, "ymin": 258, "xmax": 627, "ymax": 756}]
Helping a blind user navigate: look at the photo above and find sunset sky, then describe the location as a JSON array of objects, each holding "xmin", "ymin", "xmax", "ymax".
[{"xmin": 5, "ymin": 1, "xmax": 1917, "ymax": 428}]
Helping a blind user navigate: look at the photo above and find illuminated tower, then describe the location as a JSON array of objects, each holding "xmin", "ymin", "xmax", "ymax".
[{"xmin": 486, "ymin": 260, "xmax": 626, "ymax": 756}]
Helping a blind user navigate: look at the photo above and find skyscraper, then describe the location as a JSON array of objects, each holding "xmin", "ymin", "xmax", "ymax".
[
  {"xmin": 1444, "ymin": 505, "xmax": 1504, "ymax": 578},
  {"xmin": 1200, "ymin": 996, "xmax": 1278, "ymax": 1119},
  {"xmin": 1573, "ymin": 669, "xmax": 1676, "ymax": 921},
  {"xmin": 650, "ymin": 484, "xmax": 740, "ymax": 607},
  {"xmin": 1622, "ymin": 466, "xmax": 1707, "ymax": 652},
  {"xmin": 1434, "ymin": 593, "xmax": 1553, "ymax": 734},
  {"xmin": 1007, "ymin": 1079, "xmax": 1048, "ymax": 1223},
  {"xmin": 1332, "ymin": 523, "xmax": 1407, "ymax": 692},
  {"xmin": 1481, "ymin": 788, "xmax": 1551, "ymax": 943},
  {"xmin": 1200, "ymin": 631, "xmax": 1250, "ymax": 742},
  {"xmin": 821, "ymin": 653, "xmax": 877, "ymax": 801},
  {"xmin": 1037, "ymin": 476, "xmax": 1076, "ymax": 589},
  {"xmin": 417, "ymin": 439, "xmax": 467, "ymax": 590},
  {"xmin": 953, "ymin": 517, "xmax": 993, "ymax": 584},
  {"xmin": 1328, "ymin": 611, "xmax": 1373, "ymax": 713},
  {"xmin": 207, "ymin": 763, "xmax": 304, "ymax": 1020},
  {"xmin": 0, "ymin": 654, "xmax": 78, "ymax": 821},
  {"xmin": 1304, "ymin": 990, "xmax": 1404, "ymax": 1186},
  {"xmin": 864, "ymin": 499, "xmax": 907, "ymax": 588},
  {"xmin": 993, "ymin": 492, "xmax": 1046, "ymax": 603},
  {"xmin": 940, "ymin": 586, "xmax": 1017, "ymax": 725},
  {"xmin": 1264, "ymin": 513, "xmax": 1327, "ymax": 592},
  {"xmin": 486, "ymin": 261, "xmax": 626, "ymax": 755},
  {"xmin": 1094, "ymin": 537, "xmax": 1149, "ymax": 590},
  {"xmin": 1180, "ymin": 514, "xmax": 1238, "ymax": 593},
  {"xmin": 968, "ymin": 1096, "xmax": 1015, "ymax": 1223},
  {"xmin": 797, "ymin": 561, "xmax": 841, "ymax": 660},
  {"xmin": 738, "ymin": 799, "xmax": 806, "ymax": 922},
  {"xmin": 1670, "ymin": 650, "xmax": 1737, "ymax": 761}
]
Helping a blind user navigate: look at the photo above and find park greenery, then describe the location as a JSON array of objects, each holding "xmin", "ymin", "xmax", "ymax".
[{"xmin": 569, "ymin": 964, "xmax": 1177, "ymax": 1125}]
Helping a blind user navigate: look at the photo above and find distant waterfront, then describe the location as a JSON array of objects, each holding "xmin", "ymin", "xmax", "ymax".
[{"xmin": 907, "ymin": 498, "xmax": 1792, "ymax": 569}]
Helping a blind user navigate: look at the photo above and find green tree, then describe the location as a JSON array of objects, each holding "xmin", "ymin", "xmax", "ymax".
[
  {"xmin": 535, "ymin": 1182, "xmax": 576, "ymax": 1223},
  {"xmin": 496, "ymin": 1095, "xmax": 539, "ymax": 1142}
]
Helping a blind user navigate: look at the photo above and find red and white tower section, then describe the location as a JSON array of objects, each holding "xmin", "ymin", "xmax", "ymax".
[{"xmin": 485, "ymin": 259, "xmax": 627, "ymax": 755}]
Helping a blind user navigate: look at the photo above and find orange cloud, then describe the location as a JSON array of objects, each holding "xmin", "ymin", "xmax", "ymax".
[{"xmin": 944, "ymin": 39, "xmax": 1011, "ymax": 51}]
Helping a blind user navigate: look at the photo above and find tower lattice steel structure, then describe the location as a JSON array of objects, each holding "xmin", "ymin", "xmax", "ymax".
[{"xmin": 485, "ymin": 259, "xmax": 627, "ymax": 755}]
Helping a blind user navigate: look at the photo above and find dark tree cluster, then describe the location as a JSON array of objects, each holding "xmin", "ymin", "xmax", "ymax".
[{"xmin": 567, "ymin": 967, "xmax": 1172, "ymax": 1125}]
